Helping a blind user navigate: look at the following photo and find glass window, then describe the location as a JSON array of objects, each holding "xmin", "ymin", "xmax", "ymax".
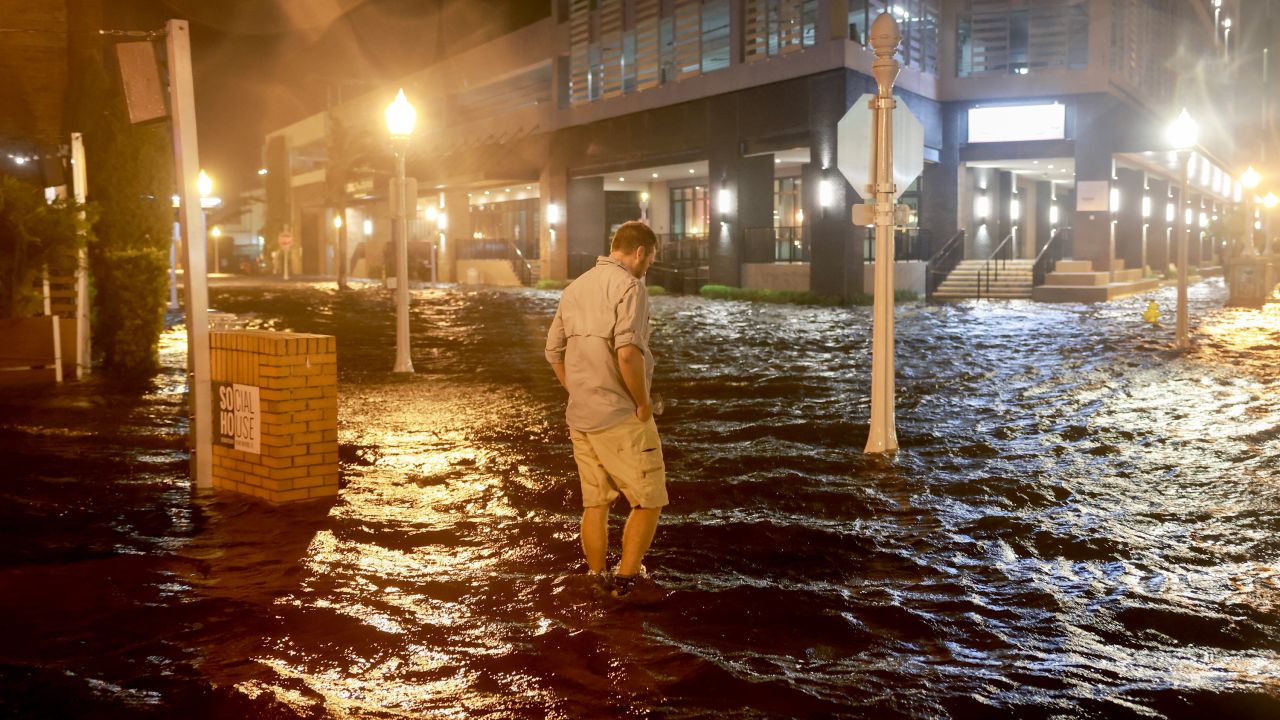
[
  {"xmin": 850, "ymin": 0, "xmax": 939, "ymax": 75},
  {"xmin": 701, "ymin": 0, "xmax": 731, "ymax": 74},
  {"xmin": 670, "ymin": 186, "xmax": 710, "ymax": 236},
  {"xmin": 957, "ymin": 0, "xmax": 1088, "ymax": 77},
  {"xmin": 773, "ymin": 177, "xmax": 803, "ymax": 228}
]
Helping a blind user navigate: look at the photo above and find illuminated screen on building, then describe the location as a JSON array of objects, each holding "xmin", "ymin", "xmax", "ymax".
[{"xmin": 967, "ymin": 103, "xmax": 1066, "ymax": 143}]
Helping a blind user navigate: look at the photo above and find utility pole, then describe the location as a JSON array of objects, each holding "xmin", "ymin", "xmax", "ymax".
[{"xmin": 166, "ymin": 19, "xmax": 213, "ymax": 489}]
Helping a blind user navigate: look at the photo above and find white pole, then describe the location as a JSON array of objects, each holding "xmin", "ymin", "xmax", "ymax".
[
  {"xmin": 166, "ymin": 19, "xmax": 213, "ymax": 490},
  {"xmin": 1175, "ymin": 152, "xmax": 1190, "ymax": 350},
  {"xmin": 169, "ymin": 222, "xmax": 179, "ymax": 310},
  {"xmin": 865, "ymin": 13, "xmax": 901, "ymax": 455},
  {"xmin": 71, "ymin": 133, "xmax": 90, "ymax": 379},
  {"xmin": 393, "ymin": 149, "xmax": 414, "ymax": 373}
]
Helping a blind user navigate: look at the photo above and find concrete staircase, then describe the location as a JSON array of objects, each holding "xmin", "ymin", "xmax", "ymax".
[{"xmin": 932, "ymin": 259, "xmax": 1035, "ymax": 300}]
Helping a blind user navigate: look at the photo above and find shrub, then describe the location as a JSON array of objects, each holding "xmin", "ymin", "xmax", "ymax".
[
  {"xmin": 536, "ymin": 279, "xmax": 569, "ymax": 290},
  {"xmin": 93, "ymin": 247, "xmax": 168, "ymax": 374},
  {"xmin": 699, "ymin": 284, "xmax": 842, "ymax": 306},
  {"xmin": 0, "ymin": 175, "xmax": 92, "ymax": 318},
  {"xmin": 647, "ymin": 284, "xmax": 667, "ymax": 296}
]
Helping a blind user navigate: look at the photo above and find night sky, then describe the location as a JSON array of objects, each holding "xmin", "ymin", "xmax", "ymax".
[{"xmin": 104, "ymin": 0, "xmax": 545, "ymax": 204}]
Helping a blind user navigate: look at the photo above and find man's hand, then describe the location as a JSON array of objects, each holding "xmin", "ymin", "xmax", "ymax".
[
  {"xmin": 634, "ymin": 401, "xmax": 653, "ymax": 423},
  {"xmin": 551, "ymin": 362, "xmax": 567, "ymax": 390}
]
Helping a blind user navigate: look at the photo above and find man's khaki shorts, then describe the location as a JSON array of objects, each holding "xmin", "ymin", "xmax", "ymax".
[{"xmin": 570, "ymin": 415, "xmax": 668, "ymax": 509}]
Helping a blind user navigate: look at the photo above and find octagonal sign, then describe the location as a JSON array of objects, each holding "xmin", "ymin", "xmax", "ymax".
[{"xmin": 837, "ymin": 92, "xmax": 924, "ymax": 201}]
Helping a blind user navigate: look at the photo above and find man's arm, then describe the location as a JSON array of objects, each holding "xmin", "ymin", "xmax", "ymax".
[
  {"xmin": 545, "ymin": 308, "xmax": 567, "ymax": 390},
  {"xmin": 616, "ymin": 344, "xmax": 651, "ymax": 422}
]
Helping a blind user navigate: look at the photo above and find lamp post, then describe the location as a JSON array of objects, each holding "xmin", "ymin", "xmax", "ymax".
[
  {"xmin": 1167, "ymin": 109, "xmax": 1198, "ymax": 350},
  {"xmin": 386, "ymin": 88, "xmax": 416, "ymax": 374},
  {"xmin": 197, "ymin": 169, "xmax": 215, "ymax": 274},
  {"xmin": 1265, "ymin": 192, "xmax": 1278, "ymax": 253},
  {"xmin": 1241, "ymin": 166, "xmax": 1261, "ymax": 257}
]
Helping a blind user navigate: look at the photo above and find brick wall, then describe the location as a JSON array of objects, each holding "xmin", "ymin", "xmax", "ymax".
[{"xmin": 209, "ymin": 331, "xmax": 338, "ymax": 503}]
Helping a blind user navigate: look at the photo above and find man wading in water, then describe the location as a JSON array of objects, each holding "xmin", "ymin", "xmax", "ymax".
[{"xmin": 545, "ymin": 220, "xmax": 667, "ymax": 599}]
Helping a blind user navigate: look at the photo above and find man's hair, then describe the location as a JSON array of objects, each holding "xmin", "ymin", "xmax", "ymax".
[{"xmin": 610, "ymin": 220, "xmax": 658, "ymax": 254}]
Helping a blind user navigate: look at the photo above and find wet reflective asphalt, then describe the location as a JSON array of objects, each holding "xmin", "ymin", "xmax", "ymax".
[{"xmin": 0, "ymin": 277, "xmax": 1277, "ymax": 718}]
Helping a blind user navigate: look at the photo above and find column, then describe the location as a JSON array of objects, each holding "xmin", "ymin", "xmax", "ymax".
[
  {"xmin": 567, "ymin": 176, "xmax": 605, "ymax": 279},
  {"xmin": 539, "ymin": 163, "xmax": 569, "ymax": 281},
  {"xmin": 1114, "ymin": 167, "xmax": 1145, "ymax": 273},
  {"xmin": 1072, "ymin": 102, "xmax": 1115, "ymax": 272},
  {"xmin": 1146, "ymin": 176, "xmax": 1172, "ymax": 274},
  {"xmin": 441, "ymin": 191, "xmax": 471, "ymax": 283},
  {"xmin": 738, "ymin": 154, "xmax": 775, "ymax": 264}
]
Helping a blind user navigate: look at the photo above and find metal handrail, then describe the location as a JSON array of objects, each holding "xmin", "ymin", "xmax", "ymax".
[
  {"xmin": 1032, "ymin": 229, "xmax": 1069, "ymax": 287},
  {"xmin": 459, "ymin": 237, "xmax": 535, "ymax": 285},
  {"xmin": 977, "ymin": 233, "xmax": 1015, "ymax": 301},
  {"xmin": 926, "ymin": 229, "xmax": 965, "ymax": 299}
]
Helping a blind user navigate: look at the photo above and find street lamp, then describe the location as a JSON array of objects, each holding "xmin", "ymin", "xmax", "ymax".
[
  {"xmin": 1241, "ymin": 166, "xmax": 1261, "ymax": 256},
  {"xmin": 197, "ymin": 170, "xmax": 217, "ymax": 274},
  {"xmin": 386, "ymin": 88, "xmax": 416, "ymax": 374},
  {"xmin": 1166, "ymin": 109, "xmax": 1198, "ymax": 350}
]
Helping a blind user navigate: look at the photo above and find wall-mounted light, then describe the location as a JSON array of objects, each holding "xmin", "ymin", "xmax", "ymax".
[
  {"xmin": 818, "ymin": 179, "xmax": 834, "ymax": 208},
  {"xmin": 546, "ymin": 202, "xmax": 562, "ymax": 224},
  {"xmin": 1166, "ymin": 202, "xmax": 1175, "ymax": 223},
  {"xmin": 717, "ymin": 187, "xmax": 732, "ymax": 217},
  {"xmin": 424, "ymin": 205, "xmax": 438, "ymax": 222},
  {"xmin": 1184, "ymin": 208, "xmax": 1193, "ymax": 225},
  {"xmin": 1141, "ymin": 196, "xmax": 1151, "ymax": 218},
  {"xmin": 1199, "ymin": 212, "xmax": 1208, "ymax": 228},
  {"xmin": 1010, "ymin": 198, "xmax": 1021, "ymax": 220},
  {"xmin": 333, "ymin": 214, "xmax": 343, "ymax": 229},
  {"xmin": 1050, "ymin": 204, "xmax": 1059, "ymax": 225},
  {"xmin": 1110, "ymin": 187, "xmax": 1119, "ymax": 213},
  {"xmin": 363, "ymin": 219, "xmax": 373, "ymax": 236},
  {"xmin": 976, "ymin": 194, "xmax": 990, "ymax": 220},
  {"xmin": 795, "ymin": 208, "xmax": 804, "ymax": 224},
  {"xmin": 437, "ymin": 212, "xmax": 448, "ymax": 230}
]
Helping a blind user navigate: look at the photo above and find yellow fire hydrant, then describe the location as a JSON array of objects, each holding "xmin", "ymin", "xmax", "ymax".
[{"xmin": 1142, "ymin": 300, "xmax": 1161, "ymax": 326}]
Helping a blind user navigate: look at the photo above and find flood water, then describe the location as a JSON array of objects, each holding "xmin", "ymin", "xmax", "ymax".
[{"xmin": 1, "ymin": 277, "xmax": 1278, "ymax": 719}]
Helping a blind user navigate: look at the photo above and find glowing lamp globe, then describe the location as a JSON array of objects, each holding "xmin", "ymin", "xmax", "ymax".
[
  {"xmin": 1166, "ymin": 109, "xmax": 1198, "ymax": 151},
  {"xmin": 385, "ymin": 89, "xmax": 417, "ymax": 139}
]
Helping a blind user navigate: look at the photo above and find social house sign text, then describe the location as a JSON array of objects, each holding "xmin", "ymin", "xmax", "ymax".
[{"xmin": 213, "ymin": 382, "xmax": 260, "ymax": 454}]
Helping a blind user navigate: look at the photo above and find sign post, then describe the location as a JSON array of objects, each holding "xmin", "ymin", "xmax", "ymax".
[
  {"xmin": 165, "ymin": 19, "xmax": 213, "ymax": 489},
  {"xmin": 278, "ymin": 229, "xmax": 293, "ymax": 280},
  {"xmin": 836, "ymin": 13, "xmax": 919, "ymax": 455}
]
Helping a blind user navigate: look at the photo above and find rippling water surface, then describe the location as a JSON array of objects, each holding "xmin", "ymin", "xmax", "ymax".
[{"xmin": 1, "ymin": 277, "xmax": 1278, "ymax": 719}]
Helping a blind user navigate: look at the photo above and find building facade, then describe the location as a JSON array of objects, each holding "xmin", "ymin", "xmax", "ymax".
[{"xmin": 263, "ymin": 0, "xmax": 1248, "ymax": 298}]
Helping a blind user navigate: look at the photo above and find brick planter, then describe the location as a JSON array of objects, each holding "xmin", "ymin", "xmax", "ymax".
[{"xmin": 209, "ymin": 331, "xmax": 338, "ymax": 503}]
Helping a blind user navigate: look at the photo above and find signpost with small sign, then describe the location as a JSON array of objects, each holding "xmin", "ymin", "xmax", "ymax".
[{"xmin": 834, "ymin": 12, "xmax": 921, "ymax": 455}]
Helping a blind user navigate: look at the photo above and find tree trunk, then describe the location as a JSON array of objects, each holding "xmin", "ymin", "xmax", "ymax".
[{"xmin": 337, "ymin": 207, "xmax": 349, "ymax": 289}]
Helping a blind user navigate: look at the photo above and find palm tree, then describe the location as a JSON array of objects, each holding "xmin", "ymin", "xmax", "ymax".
[{"xmin": 324, "ymin": 114, "xmax": 376, "ymax": 289}]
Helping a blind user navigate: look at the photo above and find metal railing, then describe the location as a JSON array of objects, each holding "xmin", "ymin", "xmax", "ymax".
[
  {"xmin": 458, "ymin": 237, "xmax": 535, "ymax": 286},
  {"xmin": 1033, "ymin": 229, "xmax": 1071, "ymax": 287},
  {"xmin": 925, "ymin": 229, "xmax": 965, "ymax": 300},
  {"xmin": 977, "ymin": 233, "xmax": 1015, "ymax": 301},
  {"xmin": 745, "ymin": 226, "xmax": 809, "ymax": 263},
  {"xmin": 863, "ymin": 227, "xmax": 933, "ymax": 262},
  {"xmin": 654, "ymin": 233, "xmax": 709, "ymax": 268}
]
